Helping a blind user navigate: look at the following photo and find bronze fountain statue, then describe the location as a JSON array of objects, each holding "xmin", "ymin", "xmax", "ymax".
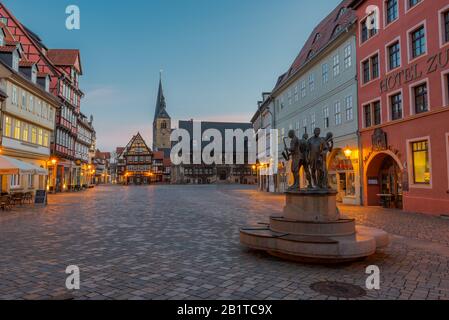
[{"xmin": 240, "ymin": 127, "xmax": 389, "ymax": 263}]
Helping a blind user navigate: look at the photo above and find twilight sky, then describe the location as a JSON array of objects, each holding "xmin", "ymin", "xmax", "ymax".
[{"xmin": 4, "ymin": 0, "xmax": 341, "ymax": 151}]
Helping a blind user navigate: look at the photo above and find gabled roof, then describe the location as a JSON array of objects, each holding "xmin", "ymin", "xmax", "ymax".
[
  {"xmin": 47, "ymin": 49, "xmax": 82, "ymax": 74},
  {"xmin": 273, "ymin": 0, "xmax": 356, "ymax": 93},
  {"xmin": 123, "ymin": 132, "xmax": 153, "ymax": 155}
]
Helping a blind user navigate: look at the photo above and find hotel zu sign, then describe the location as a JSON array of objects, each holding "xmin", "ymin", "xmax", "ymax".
[{"xmin": 380, "ymin": 47, "xmax": 449, "ymax": 93}]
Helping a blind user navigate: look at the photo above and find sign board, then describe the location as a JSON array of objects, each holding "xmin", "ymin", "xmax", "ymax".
[{"xmin": 34, "ymin": 190, "xmax": 47, "ymax": 205}]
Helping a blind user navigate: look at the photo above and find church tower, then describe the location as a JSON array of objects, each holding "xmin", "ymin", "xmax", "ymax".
[{"xmin": 153, "ymin": 74, "xmax": 171, "ymax": 151}]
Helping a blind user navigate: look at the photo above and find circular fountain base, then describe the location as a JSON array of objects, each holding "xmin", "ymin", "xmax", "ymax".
[{"xmin": 240, "ymin": 191, "xmax": 389, "ymax": 264}]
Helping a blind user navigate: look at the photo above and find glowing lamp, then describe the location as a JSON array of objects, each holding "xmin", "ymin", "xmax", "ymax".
[
  {"xmin": 344, "ymin": 147, "xmax": 352, "ymax": 159},
  {"xmin": 51, "ymin": 159, "xmax": 57, "ymax": 165}
]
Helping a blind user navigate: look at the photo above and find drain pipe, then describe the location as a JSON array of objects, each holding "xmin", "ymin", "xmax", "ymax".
[{"xmin": 357, "ymin": 129, "xmax": 364, "ymax": 206}]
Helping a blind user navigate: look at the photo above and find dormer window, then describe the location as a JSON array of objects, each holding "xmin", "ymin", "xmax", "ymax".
[
  {"xmin": 31, "ymin": 65, "xmax": 37, "ymax": 84},
  {"xmin": 0, "ymin": 31, "xmax": 4, "ymax": 46},
  {"xmin": 45, "ymin": 76, "xmax": 50, "ymax": 92},
  {"xmin": 336, "ymin": 8, "xmax": 347, "ymax": 20},
  {"xmin": 332, "ymin": 25, "xmax": 343, "ymax": 37},
  {"xmin": 313, "ymin": 33, "xmax": 321, "ymax": 44},
  {"xmin": 12, "ymin": 50, "xmax": 19, "ymax": 71}
]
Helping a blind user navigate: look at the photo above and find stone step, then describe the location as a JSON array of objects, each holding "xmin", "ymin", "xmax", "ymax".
[{"xmin": 270, "ymin": 216, "xmax": 356, "ymax": 237}]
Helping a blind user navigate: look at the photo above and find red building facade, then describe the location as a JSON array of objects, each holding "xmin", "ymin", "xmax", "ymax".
[{"xmin": 350, "ymin": 0, "xmax": 449, "ymax": 215}]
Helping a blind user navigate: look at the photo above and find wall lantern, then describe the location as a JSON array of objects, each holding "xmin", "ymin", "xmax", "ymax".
[{"xmin": 344, "ymin": 146, "xmax": 352, "ymax": 159}]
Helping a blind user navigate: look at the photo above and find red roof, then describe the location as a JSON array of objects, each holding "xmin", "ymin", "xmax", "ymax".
[
  {"xmin": 274, "ymin": 0, "xmax": 356, "ymax": 92},
  {"xmin": 47, "ymin": 49, "xmax": 82, "ymax": 74},
  {"xmin": 0, "ymin": 45, "xmax": 16, "ymax": 53},
  {"xmin": 19, "ymin": 60, "xmax": 35, "ymax": 67}
]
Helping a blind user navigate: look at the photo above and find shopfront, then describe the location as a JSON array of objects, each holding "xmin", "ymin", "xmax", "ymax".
[{"xmin": 328, "ymin": 149, "xmax": 358, "ymax": 204}]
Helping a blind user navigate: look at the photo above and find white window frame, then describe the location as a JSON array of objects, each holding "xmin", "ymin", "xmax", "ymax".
[
  {"xmin": 407, "ymin": 21, "xmax": 428, "ymax": 64},
  {"xmin": 324, "ymin": 106, "xmax": 330, "ymax": 129},
  {"xmin": 387, "ymin": 88, "xmax": 404, "ymax": 121},
  {"xmin": 441, "ymin": 68, "xmax": 449, "ymax": 107},
  {"xmin": 344, "ymin": 44, "xmax": 352, "ymax": 69},
  {"xmin": 408, "ymin": 78, "xmax": 430, "ymax": 116},
  {"xmin": 322, "ymin": 63, "xmax": 329, "ymax": 84},
  {"xmin": 405, "ymin": 0, "xmax": 423, "ymax": 14},
  {"xmin": 300, "ymin": 80, "xmax": 306, "ymax": 98},
  {"xmin": 10, "ymin": 174, "xmax": 21, "ymax": 189},
  {"xmin": 384, "ymin": 0, "xmax": 400, "ymax": 29},
  {"xmin": 385, "ymin": 36, "xmax": 402, "ymax": 74},
  {"xmin": 438, "ymin": 4, "xmax": 449, "ymax": 49},
  {"xmin": 12, "ymin": 50, "xmax": 19, "ymax": 71},
  {"xmin": 334, "ymin": 101, "xmax": 342, "ymax": 126},
  {"xmin": 406, "ymin": 136, "xmax": 433, "ymax": 189},
  {"xmin": 309, "ymin": 74, "xmax": 315, "ymax": 92},
  {"xmin": 345, "ymin": 95, "xmax": 354, "ymax": 121},
  {"xmin": 333, "ymin": 54, "xmax": 340, "ymax": 77}
]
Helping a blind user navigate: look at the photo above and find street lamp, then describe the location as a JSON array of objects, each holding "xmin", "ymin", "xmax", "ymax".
[{"xmin": 344, "ymin": 146, "xmax": 352, "ymax": 159}]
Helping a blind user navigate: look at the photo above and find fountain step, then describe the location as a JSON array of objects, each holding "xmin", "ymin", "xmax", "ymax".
[{"xmin": 270, "ymin": 216, "xmax": 356, "ymax": 237}]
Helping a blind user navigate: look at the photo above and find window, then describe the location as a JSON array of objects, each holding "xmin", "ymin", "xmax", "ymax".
[
  {"xmin": 374, "ymin": 101, "xmax": 381, "ymax": 125},
  {"xmin": 311, "ymin": 113, "xmax": 316, "ymax": 129},
  {"xmin": 0, "ymin": 31, "xmax": 4, "ymax": 46},
  {"xmin": 302, "ymin": 118, "xmax": 308, "ymax": 134},
  {"xmin": 12, "ymin": 51, "xmax": 19, "ymax": 71},
  {"xmin": 29, "ymin": 96, "xmax": 34, "ymax": 112},
  {"xmin": 345, "ymin": 96, "xmax": 353, "ymax": 121},
  {"xmin": 333, "ymin": 55, "xmax": 340, "ymax": 77},
  {"xmin": 361, "ymin": 12, "xmax": 378, "ymax": 43},
  {"xmin": 4, "ymin": 116, "xmax": 11, "ymax": 137},
  {"xmin": 322, "ymin": 64, "xmax": 329, "ymax": 84},
  {"xmin": 414, "ymin": 83, "xmax": 428, "ymax": 114},
  {"xmin": 11, "ymin": 85, "xmax": 18, "ymax": 105},
  {"xmin": 408, "ymin": 0, "xmax": 421, "ymax": 9},
  {"xmin": 309, "ymin": 74, "xmax": 315, "ymax": 92},
  {"xmin": 411, "ymin": 26, "xmax": 426, "ymax": 59},
  {"xmin": 362, "ymin": 54, "xmax": 379, "ymax": 83},
  {"xmin": 386, "ymin": 0, "xmax": 398, "ymax": 25},
  {"xmin": 412, "ymin": 140, "xmax": 430, "ymax": 184},
  {"xmin": 294, "ymin": 84, "xmax": 299, "ymax": 101},
  {"xmin": 444, "ymin": 11, "xmax": 449, "ymax": 44},
  {"xmin": 363, "ymin": 60, "xmax": 370, "ymax": 84},
  {"xmin": 28, "ymin": 175, "xmax": 34, "ymax": 188},
  {"xmin": 390, "ymin": 93, "xmax": 403, "ymax": 120},
  {"xmin": 344, "ymin": 44, "xmax": 352, "ymax": 69},
  {"xmin": 300, "ymin": 81, "xmax": 306, "ymax": 98},
  {"xmin": 23, "ymin": 124, "xmax": 29, "ymax": 142},
  {"xmin": 31, "ymin": 66, "xmax": 37, "ymax": 84},
  {"xmin": 364, "ymin": 104, "xmax": 372, "ymax": 127},
  {"xmin": 38, "ymin": 129, "xmax": 43, "ymax": 146},
  {"xmin": 324, "ymin": 107, "xmax": 330, "ymax": 129},
  {"xmin": 14, "ymin": 120, "xmax": 21, "ymax": 140},
  {"xmin": 388, "ymin": 41, "xmax": 401, "ymax": 70},
  {"xmin": 31, "ymin": 127, "xmax": 37, "ymax": 144},
  {"xmin": 10, "ymin": 174, "xmax": 21, "ymax": 189},
  {"xmin": 335, "ymin": 101, "xmax": 342, "ymax": 126},
  {"xmin": 371, "ymin": 54, "xmax": 379, "ymax": 79}
]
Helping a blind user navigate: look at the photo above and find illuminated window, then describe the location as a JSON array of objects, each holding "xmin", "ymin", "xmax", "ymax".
[
  {"xmin": 38, "ymin": 129, "xmax": 43, "ymax": 146},
  {"xmin": 43, "ymin": 132, "xmax": 49, "ymax": 147},
  {"xmin": 10, "ymin": 174, "xmax": 21, "ymax": 188},
  {"xmin": 31, "ymin": 127, "xmax": 37, "ymax": 144},
  {"xmin": 23, "ymin": 124, "xmax": 29, "ymax": 142},
  {"xmin": 14, "ymin": 120, "xmax": 21, "ymax": 140},
  {"xmin": 412, "ymin": 140, "xmax": 430, "ymax": 184},
  {"xmin": 4, "ymin": 116, "xmax": 11, "ymax": 137}
]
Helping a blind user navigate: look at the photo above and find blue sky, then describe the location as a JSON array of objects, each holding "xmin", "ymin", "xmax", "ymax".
[{"xmin": 4, "ymin": 0, "xmax": 341, "ymax": 151}]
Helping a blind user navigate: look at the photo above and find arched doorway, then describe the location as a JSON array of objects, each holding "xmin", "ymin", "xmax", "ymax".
[{"xmin": 365, "ymin": 152, "xmax": 403, "ymax": 209}]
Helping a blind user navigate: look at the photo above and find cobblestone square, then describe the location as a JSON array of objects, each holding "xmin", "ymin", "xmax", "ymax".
[{"xmin": 1, "ymin": 185, "xmax": 449, "ymax": 300}]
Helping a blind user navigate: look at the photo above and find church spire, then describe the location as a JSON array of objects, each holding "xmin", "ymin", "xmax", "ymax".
[{"xmin": 154, "ymin": 71, "xmax": 170, "ymax": 121}]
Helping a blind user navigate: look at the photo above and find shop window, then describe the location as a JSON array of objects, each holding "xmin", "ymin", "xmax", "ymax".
[
  {"xmin": 10, "ymin": 174, "xmax": 21, "ymax": 189},
  {"xmin": 411, "ymin": 140, "xmax": 431, "ymax": 184}
]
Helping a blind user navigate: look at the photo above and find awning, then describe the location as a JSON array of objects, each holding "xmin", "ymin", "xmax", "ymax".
[{"xmin": 0, "ymin": 155, "xmax": 48, "ymax": 175}]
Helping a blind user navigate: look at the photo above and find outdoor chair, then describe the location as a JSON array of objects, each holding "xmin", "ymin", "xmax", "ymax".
[
  {"xmin": 11, "ymin": 193, "xmax": 24, "ymax": 205},
  {"xmin": 24, "ymin": 192, "xmax": 33, "ymax": 204},
  {"xmin": 0, "ymin": 196, "xmax": 12, "ymax": 211}
]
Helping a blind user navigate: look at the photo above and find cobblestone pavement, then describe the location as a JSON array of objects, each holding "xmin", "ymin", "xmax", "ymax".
[{"xmin": 1, "ymin": 185, "xmax": 449, "ymax": 300}]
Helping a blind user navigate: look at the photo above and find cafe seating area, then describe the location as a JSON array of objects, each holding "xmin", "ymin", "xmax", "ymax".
[{"xmin": 0, "ymin": 192, "xmax": 34, "ymax": 211}]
